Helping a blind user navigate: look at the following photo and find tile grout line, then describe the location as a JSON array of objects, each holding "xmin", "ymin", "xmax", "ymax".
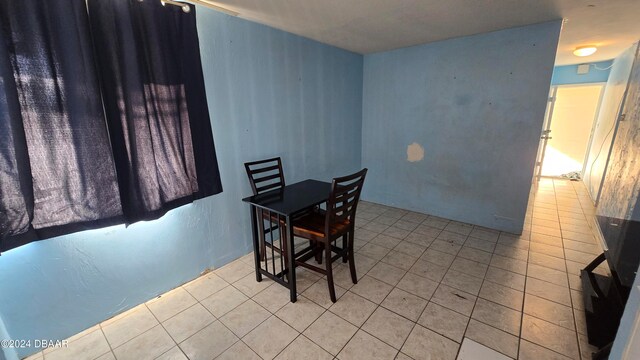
[
  {"xmin": 162, "ymin": 269, "xmax": 279, "ymax": 359},
  {"xmin": 459, "ymin": 229, "xmax": 522, "ymax": 360},
  {"xmin": 363, "ymin": 210, "xmax": 576, "ymax": 359},
  {"xmin": 228, "ymin": 263, "xmax": 331, "ymax": 358},
  {"xmin": 304, "ymin": 211, "xmax": 434, "ymax": 359},
  {"xmin": 94, "ymin": 326, "xmax": 114, "ymax": 360},
  {"xmin": 522, "ymin": 181, "xmax": 570, "ymax": 359},
  {"xmin": 366, "ymin": 215, "xmax": 432, "ymax": 359},
  {"xmin": 103, "ymin": 311, "xmax": 155, "ymax": 357},
  {"xmin": 443, "ymin": 230, "xmax": 476, "ymax": 360},
  {"xmin": 310, "ymin": 210, "xmax": 403, "ymax": 358},
  {"xmin": 351, "ymin": 211, "xmax": 441, "ymax": 359},
  {"xmin": 517, "ymin": 185, "xmax": 535, "ymax": 360},
  {"xmin": 271, "ymin": 276, "xmax": 332, "ymax": 358},
  {"xmin": 142, "ymin": 302, "xmax": 186, "ymax": 360},
  {"xmin": 426, "ymin": 225, "xmax": 506, "ymax": 358},
  {"xmin": 521, "ymin": 180, "xmax": 586, "ymax": 359},
  {"xmin": 532, "ymin": 179, "xmax": 590, "ymax": 359},
  {"xmin": 554, "ymin": 179, "xmax": 587, "ymax": 360},
  {"xmin": 236, "ymin": 268, "xmax": 324, "ymax": 359}
]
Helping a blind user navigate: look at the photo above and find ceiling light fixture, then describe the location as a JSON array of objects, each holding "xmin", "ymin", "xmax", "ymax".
[{"xmin": 573, "ymin": 45, "xmax": 597, "ymax": 57}]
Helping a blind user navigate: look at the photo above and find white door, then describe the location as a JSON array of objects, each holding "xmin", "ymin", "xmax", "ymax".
[{"xmin": 540, "ymin": 84, "xmax": 605, "ymax": 177}]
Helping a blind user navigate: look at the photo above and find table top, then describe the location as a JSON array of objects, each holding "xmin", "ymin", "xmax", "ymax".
[{"xmin": 242, "ymin": 179, "xmax": 332, "ymax": 216}]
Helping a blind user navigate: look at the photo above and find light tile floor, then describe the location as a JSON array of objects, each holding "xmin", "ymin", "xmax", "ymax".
[{"xmin": 30, "ymin": 178, "xmax": 607, "ymax": 360}]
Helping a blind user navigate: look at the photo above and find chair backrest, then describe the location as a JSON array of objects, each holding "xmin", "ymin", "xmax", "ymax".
[
  {"xmin": 244, "ymin": 157, "xmax": 285, "ymax": 195},
  {"xmin": 326, "ymin": 168, "xmax": 368, "ymax": 232}
]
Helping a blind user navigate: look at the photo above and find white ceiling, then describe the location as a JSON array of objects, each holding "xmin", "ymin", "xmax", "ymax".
[{"xmin": 203, "ymin": 0, "xmax": 640, "ymax": 65}]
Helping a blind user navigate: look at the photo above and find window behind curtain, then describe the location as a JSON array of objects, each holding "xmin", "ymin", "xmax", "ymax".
[
  {"xmin": 87, "ymin": 0, "xmax": 222, "ymax": 223},
  {"xmin": 0, "ymin": 0, "xmax": 124, "ymax": 251},
  {"xmin": 0, "ymin": 0, "xmax": 222, "ymax": 253}
]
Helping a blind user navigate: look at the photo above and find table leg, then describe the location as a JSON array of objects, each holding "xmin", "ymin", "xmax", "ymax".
[
  {"xmin": 250, "ymin": 205, "xmax": 262, "ymax": 282},
  {"xmin": 286, "ymin": 215, "xmax": 297, "ymax": 302}
]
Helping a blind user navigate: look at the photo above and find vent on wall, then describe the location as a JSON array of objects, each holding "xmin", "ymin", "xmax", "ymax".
[{"xmin": 577, "ymin": 64, "xmax": 591, "ymax": 75}]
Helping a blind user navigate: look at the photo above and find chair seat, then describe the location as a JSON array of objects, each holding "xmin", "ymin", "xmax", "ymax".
[{"xmin": 293, "ymin": 211, "xmax": 350, "ymax": 241}]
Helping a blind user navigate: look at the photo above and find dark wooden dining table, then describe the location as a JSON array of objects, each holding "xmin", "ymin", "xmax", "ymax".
[{"xmin": 242, "ymin": 179, "xmax": 332, "ymax": 302}]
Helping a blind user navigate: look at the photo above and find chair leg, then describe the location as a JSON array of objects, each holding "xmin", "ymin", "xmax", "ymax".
[
  {"xmin": 342, "ymin": 234, "xmax": 348, "ymax": 263},
  {"xmin": 258, "ymin": 219, "xmax": 267, "ymax": 261},
  {"xmin": 315, "ymin": 242, "xmax": 323, "ymax": 264},
  {"xmin": 325, "ymin": 243, "xmax": 337, "ymax": 303},
  {"xmin": 348, "ymin": 231, "xmax": 357, "ymax": 284},
  {"xmin": 279, "ymin": 223, "xmax": 288, "ymax": 273}
]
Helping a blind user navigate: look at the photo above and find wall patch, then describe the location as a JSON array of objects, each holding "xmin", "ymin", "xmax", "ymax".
[{"xmin": 407, "ymin": 142, "xmax": 425, "ymax": 162}]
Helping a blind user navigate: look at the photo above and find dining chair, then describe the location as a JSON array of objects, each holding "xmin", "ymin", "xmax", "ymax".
[
  {"xmin": 292, "ymin": 168, "xmax": 368, "ymax": 302},
  {"xmin": 244, "ymin": 157, "xmax": 287, "ymax": 262}
]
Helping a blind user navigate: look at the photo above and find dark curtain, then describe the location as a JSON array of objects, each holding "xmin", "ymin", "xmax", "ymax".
[
  {"xmin": 0, "ymin": 0, "xmax": 123, "ymax": 252},
  {"xmin": 0, "ymin": 0, "xmax": 222, "ymax": 253},
  {"xmin": 88, "ymin": 0, "xmax": 222, "ymax": 223}
]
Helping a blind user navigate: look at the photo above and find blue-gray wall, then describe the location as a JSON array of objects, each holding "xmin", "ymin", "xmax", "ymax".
[
  {"xmin": 360, "ymin": 21, "xmax": 562, "ymax": 234},
  {"xmin": 0, "ymin": 8, "xmax": 363, "ymax": 359},
  {"xmin": 584, "ymin": 43, "xmax": 638, "ymax": 202},
  {"xmin": 0, "ymin": 316, "xmax": 9, "ymax": 360},
  {"xmin": 551, "ymin": 60, "xmax": 612, "ymax": 85}
]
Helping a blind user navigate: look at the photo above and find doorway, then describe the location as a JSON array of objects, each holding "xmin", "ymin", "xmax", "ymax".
[{"xmin": 536, "ymin": 84, "xmax": 605, "ymax": 179}]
